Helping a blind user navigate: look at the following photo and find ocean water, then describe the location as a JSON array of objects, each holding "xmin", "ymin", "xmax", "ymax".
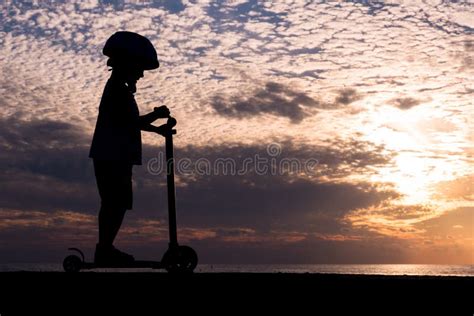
[{"xmin": 1, "ymin": 263, "xmax": 473, "ymax": 276}]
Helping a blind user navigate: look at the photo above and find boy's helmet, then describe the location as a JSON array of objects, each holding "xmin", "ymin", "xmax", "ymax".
[{"xmin": 103, "ymin": 31, "xmax": 159, "ymax": 70}]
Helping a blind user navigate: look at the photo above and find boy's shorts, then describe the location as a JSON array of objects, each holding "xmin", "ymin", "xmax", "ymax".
[{"xmin": 93, "ymin": 159, "xmax": 133, "ymax": 210}]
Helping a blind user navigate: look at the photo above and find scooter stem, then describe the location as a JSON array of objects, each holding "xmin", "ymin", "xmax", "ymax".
[{"xmin": 165, "ymin": 117, "xmax": 178, "ymax": 247}]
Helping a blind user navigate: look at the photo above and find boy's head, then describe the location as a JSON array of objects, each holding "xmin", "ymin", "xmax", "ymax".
[{"xmin": 103, "ymin": 31, "xmax": 159, "ymax": 92}]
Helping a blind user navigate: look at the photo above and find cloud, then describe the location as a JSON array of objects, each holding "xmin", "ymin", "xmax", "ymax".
[
  {"xmin": 432, "ymin": 175, "xmax": 474, "ymax": 201},
  {"xmin": 0, "ymin": 208, "xmax": 417, "ymax": 264},
  {"xmin": 458, "ymin": 39, "xmax": 474, "ymax": 70},
  {"xmin": 139, "ymin": 137, "xmax": 398, "ymax": 234},
  {"xmin": 210, "ymin": 83, "xmax": 364, "ymax": 123},
  {"xmin": 174, "ymin": 175, "xmax": 398, "ymax": 231},
  {"xmin": 152, "ymin": 137, "xmax": 395, "ymax": 182},
  {"xmin": 1, "ymin": 206, "xmax": 470, "ymax": 264},
  {"xmin": 0, "ymin": 210, "xmax": 412, "ymax": 264},
  {"xmin": 346, "ymin": 200, "xmax": 472, "ymax": 263},
  {"xmin": 0, "ymin": 208, "xmax": 97, "ymax": 263},
  {"xmin": 211, "ymin": 81, "xmax": 320, "ymax": 123},
  {"xmin": 0, "ymin": 112, "xmax": 467, "ymax": 263},
  {"xmin": 0, "ymin": 117, "xmax": 96, "ymax": 212},
  {"xmin": 0, "ymin": 115, "xmax": 398, "ymax": 235},
  {"xmin": 1, "ymin": 0, "xmax": 471, "ymax": 146},
  {"xmin": 334, "ymin": 88, "xmax": 363, "ymax": 106},
  {"xmin": 388, "ymin": 97, "xmax": 423, "ymax": 110},
  {"xmin": 414, "ymin": 206, "xmax": 474, "ymax": 262},
  {"xmin": 348, "ymin": 201, "xmax": 434, "ymax": 225},
  {"xmin": 416, "ymin": 117, "xmax": 458, "ymax": 133}
]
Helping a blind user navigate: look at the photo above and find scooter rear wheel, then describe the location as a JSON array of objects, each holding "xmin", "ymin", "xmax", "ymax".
[
  {"xmin": 162, "ymin": 245, "xmax": 198, "ymax": 273},
  {"xmin": 63, "ymin": 255, "xmax": 82, "ymax": 273}
]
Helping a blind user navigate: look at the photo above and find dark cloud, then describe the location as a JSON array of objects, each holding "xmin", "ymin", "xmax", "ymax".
[
  {"xmin": 388, "ymin": 97, "xmax": 422, "ymax": 110},
  {"xmin": 154, "ymin": 137, "xmax": 394, "ymax": 181},
  {"xmin": 0, "ymin": 218, "xmax": 413, "ymax": 264},
  {"xmin": 0, "ymin": 208, "xmax": 412, "ymax": 265},
  {"xmin": 459, "ymin": 87, "xmax": 474, "ymax": 95},
  {"xmin": 0, "ymin": 116, "xmax": 400, "ymax": 262},
  {"xmin": 0, "ymin": 117, "xmax": 96, "ymax": 212},
  {"xmin": 0, "ymin": 116, "xmax": 89, "ymax": 150},
  {"xmin": 334, "ymin": 88, "xmax": 362, "ymax": 106},
  {"xmin": 173, "ymin": 175, "xmax": 398, "ymax": 232},
  {"xmin": 207, "ymin": 0, "xmax": 288, "ymax": 29},
  {"xmin": 0, "ymin": 117, "xmax": 396, "ymax": 225},
  {"xmin": 212, "ymin": 82, "xmax": 355, "ymax": 123},
  {"xmin": 461, "ymin": 39, "xmax": 474, "ymax": 70},
  {"xmin": 138, "ymin": 137, "xmax": 398, "ymax": 232},
  {"xmin": 347, "ymin": 0, "xmax": 399, "ymax": 16},
  {"xmin": 211, "ymin": 81, "xmax": 320, "ymax": 123},
  {"xmin": 464, "ymin": 40, "xmax": 474, "ymax": 51}
]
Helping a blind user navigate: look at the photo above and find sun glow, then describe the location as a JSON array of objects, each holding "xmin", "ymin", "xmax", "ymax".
[{"xmin": 359, "ymin": 104, "xmax": 471, "ymax": 206}]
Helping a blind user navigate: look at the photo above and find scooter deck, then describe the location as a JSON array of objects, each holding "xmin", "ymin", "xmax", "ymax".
[{"xmin": 80, "ymin": 260, "xmax": 163, "ymax": 270}]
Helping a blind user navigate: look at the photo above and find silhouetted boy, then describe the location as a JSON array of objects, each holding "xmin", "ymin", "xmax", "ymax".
[{"xmin": 89, "ymin": 32, "xmax": 168, "ymax": 265}]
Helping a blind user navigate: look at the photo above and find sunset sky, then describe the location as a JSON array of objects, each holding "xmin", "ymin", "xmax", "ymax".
[{"xmin": 0, "ymin": 0, "xmax": 472, "ymax": 264}]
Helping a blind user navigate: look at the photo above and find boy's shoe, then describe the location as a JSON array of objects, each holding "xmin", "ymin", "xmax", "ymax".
[{"xmin": 94, "ymin": 244, "xmax": 135, "ymax": 267}]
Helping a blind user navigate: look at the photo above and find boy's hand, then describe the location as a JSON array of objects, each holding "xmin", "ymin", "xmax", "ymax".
[
  {"xmin": 153, "ymin": 105, "xmax": 170, "ymax": 118},
  {"xmin": 154, "ymin": 124, "xmax": 170, "ymax": 136}
]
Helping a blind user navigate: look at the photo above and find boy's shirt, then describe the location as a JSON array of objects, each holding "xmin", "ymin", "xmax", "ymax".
[{"xmin": 89, "ymin": 76, "xmax": 142, "ymax": 165}]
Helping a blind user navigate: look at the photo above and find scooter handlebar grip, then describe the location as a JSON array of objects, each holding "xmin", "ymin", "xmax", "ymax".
[{"xmin": 167, "ymin": 117, "xmax": 177, "ymax": 128}]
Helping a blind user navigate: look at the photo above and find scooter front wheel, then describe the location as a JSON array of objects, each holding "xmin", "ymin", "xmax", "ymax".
[{"xmin": 162, "ymin": 245, "xmax": 198, "ymax": 273}]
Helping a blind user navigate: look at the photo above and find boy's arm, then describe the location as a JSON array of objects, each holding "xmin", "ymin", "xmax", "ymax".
[
  {"xmin": 138, "ymin": 106, "xmax": 170, "ymax": 127},
  {"xmin": 140, "ymin": 123, "xmax": 168, "ymax": 136}
]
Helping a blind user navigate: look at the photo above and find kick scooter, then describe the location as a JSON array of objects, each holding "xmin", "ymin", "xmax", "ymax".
[{"xmin": 63, "ymin": 117, "xmax": 198, "ymax": 273}]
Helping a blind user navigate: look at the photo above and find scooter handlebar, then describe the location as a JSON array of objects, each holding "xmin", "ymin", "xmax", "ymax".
[
  {"xmin": 167, "ymin": 116, "xmax": 177, "ymax": 128},
  {"xmin": 163, "ymin": 116, "xmax": 177, "ymax": 135}
]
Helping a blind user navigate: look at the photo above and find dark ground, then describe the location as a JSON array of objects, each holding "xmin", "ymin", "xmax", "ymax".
[{"xmin": 1, "ymin": 272, "xmax": 472, "ymax": 314}]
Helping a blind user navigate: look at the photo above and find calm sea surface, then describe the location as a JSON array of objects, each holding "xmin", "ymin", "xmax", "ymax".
[{"xmin": 1, "ymin": 264, "xmax": 472, "ymax": 276}]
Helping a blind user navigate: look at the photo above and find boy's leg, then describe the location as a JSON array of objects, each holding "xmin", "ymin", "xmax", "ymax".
[
  {"xmin": 96, "ymin": 205, "xmax": 134, "ymax": 265},
  {"xmin": 98, "ymin": 205, "xmax": 126, "ymax": 247},
  {"xmin": 93, "ymin": 159, "xmax": 134, "ymax": 264}
]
